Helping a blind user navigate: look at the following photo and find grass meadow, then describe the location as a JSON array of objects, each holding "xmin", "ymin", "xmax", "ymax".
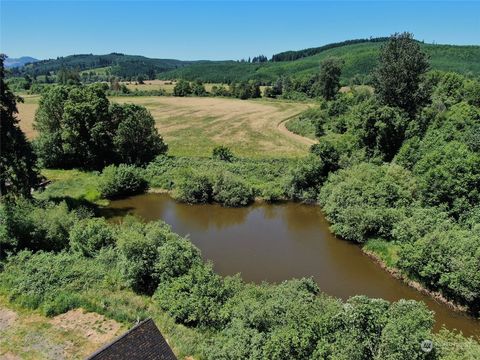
[{"xmin": 18, "ymin": 95, "xmax": 312, "ymax": 158}]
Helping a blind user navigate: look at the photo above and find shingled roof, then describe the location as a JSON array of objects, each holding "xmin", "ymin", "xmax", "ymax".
[{"xmin": 86, "ymin": 318, "xmax": 177, "ymax": 360}]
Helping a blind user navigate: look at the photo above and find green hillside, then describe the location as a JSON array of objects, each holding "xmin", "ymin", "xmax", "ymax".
[
  {"xmin": 9, "ymin": 53, "xmax": 194, "ymax": 79},
  {"xmin": 159, "ymin": 42, "xmax": 480, "ymax": 83}
]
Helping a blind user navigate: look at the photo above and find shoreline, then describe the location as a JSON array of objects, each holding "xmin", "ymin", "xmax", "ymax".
[{"xmin": 361, "ymin": 248, "xmax": 471, "ymax": 315}]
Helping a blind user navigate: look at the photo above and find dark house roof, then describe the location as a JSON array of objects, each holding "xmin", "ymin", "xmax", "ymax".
[{"xmin": 86, "ymin": 318, "xmax": 177, "ymax": 360}]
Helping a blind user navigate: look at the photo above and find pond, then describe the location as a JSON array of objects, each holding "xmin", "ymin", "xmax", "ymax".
[{"xmin": 104, "ymin": 193, "xmax": 480, "ymax": 337}]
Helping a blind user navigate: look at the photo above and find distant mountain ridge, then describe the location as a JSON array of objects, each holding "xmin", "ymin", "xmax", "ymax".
[
  {"xmin": 9, "ymin": 53, "xmax": 193, "ymax": 79},
  {"xmin": 5, "ymin": 56, "xmax": 39, "ymax": 68}
]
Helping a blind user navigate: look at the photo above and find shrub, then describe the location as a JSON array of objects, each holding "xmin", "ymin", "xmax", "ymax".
[
  {"xmin": 116, "ymin": 218, "xmax": 170, "ymax": 294},
  {"xmin": 99, "ymin": 164, "xmax": 148, "ymax": 199},
  {"xmin": 413, "ymin": 141, "xmax": 480, "ymax": 218},
  {"xmin": 319, "ymin": 163, "xmax": 417, "ymax": 242},
  {"xmin": 0, "ymin": 250, "xmax": 109, "ymax": 315},
  {"xmin": 173, "ymin": 79, "xmax": 192, "ymax": 97},
  {"xmin": 192, "ymin": 81, "xmax": 207, "ymax": 96},
  {"xmin": 155, "ymin": 237, "xmax": 202, "ymax": 283},
  {"xmin": 69, "ymin": 218, "xmax": 116, "ymax": 257},
  {"xmin": 212, "ymin": 173, "xmax": 254, "ymax": 207},
  {"xmin": 0, "ymin": 199, "xmax": 80, "ymax": 255},
  {"xmin": 398, "ymin": 227, "xmax": 480, "ymax": 307},
  {"xmin": 287, "ymin": 155, "xmax": 327, "ymax": 202},
  {"xmin": 173, "ymin": 170, "xmax": 213, "ymax": 204},
  {"xmin": 212, "ymin": 146, "xmax": 234, "ymax": 162},
  {"xmin": 154, "ymin": 263, "xmax": 238, "ymax": 328}
]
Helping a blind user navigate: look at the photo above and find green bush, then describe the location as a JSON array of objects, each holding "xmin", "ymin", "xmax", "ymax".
[
  {"xmin": 154, "ymin": 263, "xmax": 239, "ymax": 328},
  {"xmin": 319, "ymin": 163, "xmax": 417, "ymax": 242},
  {"xmin": 173, "ymin": 79, "xmax": 192, "ymax": 97},
  {"xmin": 212, "ymin": 146, "xmax": 234, "ymax": 162},
  {"xmin": 0, "ymin": 199, "xmax": 81, "ymax": 256},
  {"xmin": 69, "ymin": 218, "xmax": 116, "ymax": 257},
  {"xmin": 398, "ymin": 227, "xmax": 480, "ymax": 307},
  {"xmin": 99, "ymin": 164, "xmax": 148, "ymax": 199},
  {"xmin": 287, "ymin": 155, "xmax": 327, "ymax": 201},
  {"xmin": 212, "ymin": 173, "xmax": 254, "ymax": 207},
  {"xmin": 172, "ymin": 170, "xmax": 213, "ymax": 204},
  {"xmin": 0, "ymin": 250, "xmax": 110, "ymax": 315}
]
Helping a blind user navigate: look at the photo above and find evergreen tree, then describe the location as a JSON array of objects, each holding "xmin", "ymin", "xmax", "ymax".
[{"xmin": 0, "ymin": 55, "xmax": 39, "ymax": 197}]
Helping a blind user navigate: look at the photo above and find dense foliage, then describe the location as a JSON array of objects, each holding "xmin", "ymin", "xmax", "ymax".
[
  {"xmin": 288, "ymin": 34, "xmax": 480, "ymax": 312},
  {"xmin": 98, "ymin": 164, "xmax": 148, "ymax": 199},
  {"xmin": 1, "ymin": 199, "xmax": 476, "ymax": 359},
  {"xmin": 0, "ymin": 55, "xmax": 39, "ymax": 197},
  {"xmin": 374, "ymin": 32, "xmax": 430, "ymax": 116},
  {"xmin": 34, "ymin": 84, "xmax": 167, "ymax": 169}
]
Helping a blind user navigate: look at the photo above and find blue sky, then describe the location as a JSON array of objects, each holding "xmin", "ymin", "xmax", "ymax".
[{"xmin": 1, "ymin": 1, "xmax": 479, "ymax": 60}]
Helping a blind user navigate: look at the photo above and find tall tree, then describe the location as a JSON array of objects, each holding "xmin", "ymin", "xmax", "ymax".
[
  {"xmin": 0, "ymin": 55, "xmax": 39, "ymax": 197},
  {"xmin": 374, "ymin": 32, "xmax": 430, "ymax": 116},
  {"xmin": 318, "ymin": 57, "xmax": 343, "ymax": 100}
]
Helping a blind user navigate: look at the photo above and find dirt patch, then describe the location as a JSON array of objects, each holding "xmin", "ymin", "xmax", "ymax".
[
  {"xmin": 50, "ymin": 308, "xmax": 122, "ymax": 345},
  {"xmin": 1, "ymin": 352, "xmax": 21, "ymax": 360},
  {"xmin": 0, "ymin": 308, "xmax": 18, "ymax": 331}
]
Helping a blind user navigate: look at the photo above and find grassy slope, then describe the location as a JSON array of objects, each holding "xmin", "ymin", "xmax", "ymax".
[{"xmin": 159, "ymin": 42, "xmax": 480, "ymax": 83}]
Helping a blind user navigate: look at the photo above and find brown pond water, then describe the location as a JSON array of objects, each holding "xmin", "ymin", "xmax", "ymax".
[{"xmin": 104, "ymin": 193, "xmax": 480, "ymax": 338}]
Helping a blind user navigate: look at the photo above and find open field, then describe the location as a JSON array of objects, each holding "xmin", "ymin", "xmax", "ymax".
[
  {"xmin": 111, "ymin": 96, "xmax": 311, "ymax": 157},
  {"xmin": 16, "ymin": 95, "xmax": 40, "ymax": 139},
  {"xmin": 0, "ymin": 297, "xmax": 125, "ymax": 359},
  {"xmin": 18, "ymin": 95, "xmax": 312, "ymax": 158}
]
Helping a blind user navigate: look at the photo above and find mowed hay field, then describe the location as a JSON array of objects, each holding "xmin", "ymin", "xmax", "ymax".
[
  {"xmin": 111, "ymin": 96, "xmax": 312, "ymax": 157},
  {"xmin": 16, "ymin": 95, "xmax": 40, "ymax": 139},
  {"xmin": 18, "ymin": 95, "xmax": 312, "ymax": 158}
]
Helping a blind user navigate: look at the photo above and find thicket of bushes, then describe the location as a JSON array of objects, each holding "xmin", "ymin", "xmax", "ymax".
[
  {"xmin": 172, "ymin": 169, "xmax": 254, "ymax": 207},
  {"xmin": 289, "ymin": 65, "xmax": 480, "ymax": 311},
  {"xmin": 1, "ymin": 200, "xmax": 477, "ymax": 359},
  {"xmin": 145, "ymin": 155, "xmax": 294, "ymax": 204}
]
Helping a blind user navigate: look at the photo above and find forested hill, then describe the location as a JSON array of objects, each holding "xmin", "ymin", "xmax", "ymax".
[
  {"xmin": 270, "ymin": 37, "xmax": 391, "ymax": 62},
  {"xmin": 8, "ymin": 40, "xmax": 480, "ymax": 83},
  {"xmin": 159, "ymin": 41, "xmax": 480, "ymax": 83},
  {"xmin": 9, "ymin": 53, "xmax": 194, "ymax": 79}
]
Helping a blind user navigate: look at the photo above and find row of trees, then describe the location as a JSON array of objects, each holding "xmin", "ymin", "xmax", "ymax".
[{"xmin": 173, "ymin": 79, "xmax": 262, "ymax": 100}]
